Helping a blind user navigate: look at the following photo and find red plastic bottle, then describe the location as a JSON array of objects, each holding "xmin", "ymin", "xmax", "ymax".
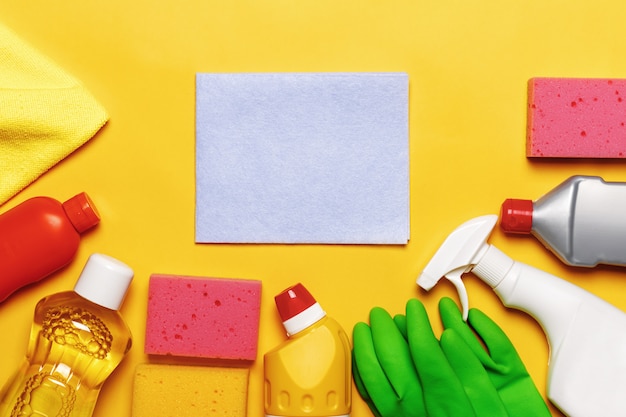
[{"xmin": 0, "ymin": 192, "xmax": 100, "ymax": 303}]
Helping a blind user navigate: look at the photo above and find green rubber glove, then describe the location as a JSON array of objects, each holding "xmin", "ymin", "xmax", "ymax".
[
  {"xmin": 352, "ymin": 307, "xmax": 426, "ymax": 417},
  {"xmin": 353, "ymin": 301, "xmax": 499, "ymax": 417},
  {"xmin": 438, "ymin": 297, "xmax": 552, "ymax": 417},
  {"xmin": 393, "ymin": 315, "xmax": 508, "ymax": 417},
  {"xmin": 439, "ymin": 328, "xmax": 510, "ymax": 416},
  {"xmin": 402, "ymin": 299, "xmax": 478, "ymax": 416},
  {"xmin": 351, "ymin": 352, "xmax": 383, "ymax": 417},
  {"xmin": 395, "ymin": 299, "xmax": 507, "ymax": 417}
]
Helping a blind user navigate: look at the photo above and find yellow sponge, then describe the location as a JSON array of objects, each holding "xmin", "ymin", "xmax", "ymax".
[{"xmin": 132, "ymin": 364, "xmax": 249, "ymax": 417}]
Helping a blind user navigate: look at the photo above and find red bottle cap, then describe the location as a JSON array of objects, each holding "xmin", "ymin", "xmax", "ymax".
[
  {"xmin": 500, "ymin": 198, "xmax": 533, "ymax": 233},
  {"xmin": 275, "ymin": 283, "xmax": 317, "ymax": 322},
  {"xmin": 62, "ymin": 192, "xmax": 100, "ymax": 234},
  {"xmin": 275, "ymin": 283, "xmax": 326, "ymax": 336}
]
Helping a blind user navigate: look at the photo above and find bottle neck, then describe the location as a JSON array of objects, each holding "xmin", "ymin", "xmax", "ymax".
[
  {"xmin": 472, "ymin": 244, "xmax": 514, "ymax": 288},
  {"xmin": 282, "ymin": 302, "xmax": 326, "ymax": 336}
]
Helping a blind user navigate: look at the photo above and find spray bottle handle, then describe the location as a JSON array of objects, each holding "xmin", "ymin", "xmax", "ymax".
[
  {"xmin": 418, "ymin": 215, "xmax": 498, "ymax": 321},
  {"xmin": 444, "ymin": 268, "xmax": 469, "ymax": 320}
]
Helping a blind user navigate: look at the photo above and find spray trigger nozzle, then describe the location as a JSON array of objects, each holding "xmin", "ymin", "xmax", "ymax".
[
  {"xmin": 443, "ymin": 268, "xmax": 470, "ymax": 320},
  {"xmin": 417, "ymin": 215, "xmax": 499, "ymax": 321}
]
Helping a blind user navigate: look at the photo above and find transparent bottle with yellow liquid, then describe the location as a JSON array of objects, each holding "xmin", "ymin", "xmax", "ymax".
[
  {"xmin": 0, "ymin": 253, "xmax": 134, "ymax": 417},
  {"xmin": 264, "ymin": 283, "xmax": 351, "ymax": 417}
]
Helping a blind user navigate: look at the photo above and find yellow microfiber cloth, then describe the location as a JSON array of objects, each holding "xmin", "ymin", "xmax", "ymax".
[{"xmin": 0, "ymin": 23, "xmax": 108, "ymax": 205}]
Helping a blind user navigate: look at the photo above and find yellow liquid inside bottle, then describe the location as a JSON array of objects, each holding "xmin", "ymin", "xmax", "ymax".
[{"xmin": 0, "ymin": 291, "xmax": 132, "ymax": 417}]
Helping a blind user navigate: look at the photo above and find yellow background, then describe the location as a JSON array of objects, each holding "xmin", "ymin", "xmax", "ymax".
[{"xmin": 2, "ymin": 2, "xmax": 626, "ymax": 417}]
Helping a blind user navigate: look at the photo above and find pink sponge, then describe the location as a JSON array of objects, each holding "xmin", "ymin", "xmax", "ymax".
[
  {"xmin": 527, "ymin": 77, "xmax": 626, "ymax": 158},
  {"xmin": 145, "ymin": 274, "xmax": 262, "ymax": 361}
]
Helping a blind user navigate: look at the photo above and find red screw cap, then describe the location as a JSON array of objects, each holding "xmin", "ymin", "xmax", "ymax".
[
  {"xmin": 63, "ymin": 192, "xmax": 100, "ymax": 234},
  {"xmin": 500, "ymin": 198, "xmax": 533, "ymax": 234},
  {"xmin": 275, "ymin": 283, "xmax": 317, "ymax": 322}
]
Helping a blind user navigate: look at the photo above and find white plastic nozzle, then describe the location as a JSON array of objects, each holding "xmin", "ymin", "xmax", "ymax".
[{"xmin": 417, "ymin": 215, "xmax": 498, "ymax": 320}]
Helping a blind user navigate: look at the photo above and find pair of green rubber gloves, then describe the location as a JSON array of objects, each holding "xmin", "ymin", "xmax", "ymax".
[{"xmin": 352, "ymin": 297, "xmax": 552, "ymax": 417}]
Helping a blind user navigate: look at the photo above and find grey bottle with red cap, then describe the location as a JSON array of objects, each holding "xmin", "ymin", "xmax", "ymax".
[{"xmin": 500, "ymin": 175, "xmax": 626, "ymax": 267}]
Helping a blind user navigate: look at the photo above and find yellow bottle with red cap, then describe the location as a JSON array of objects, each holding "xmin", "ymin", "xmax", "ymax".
[{"xmin": 264, "ymin": 283, "xmax": 351, "ymax": 417}]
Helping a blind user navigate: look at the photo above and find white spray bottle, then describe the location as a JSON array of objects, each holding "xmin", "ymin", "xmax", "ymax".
[{"xmin": 417, "ymin": 215, "xmax": 626, "ymax": 417}]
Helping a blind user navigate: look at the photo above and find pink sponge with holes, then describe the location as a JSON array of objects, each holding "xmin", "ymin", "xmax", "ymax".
[
  {"xmin": 145, "ymin": 274, "xmax": 262, "ymax": 361},
  {"xmin": 527, "ymin": 77, "xmax": 626, "ymax": 158}
]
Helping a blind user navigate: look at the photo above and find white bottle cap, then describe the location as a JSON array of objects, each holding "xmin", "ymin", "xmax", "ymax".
[{"xmin": 74, "ymin": 253, "xmax": 134, "ymax": 310}]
